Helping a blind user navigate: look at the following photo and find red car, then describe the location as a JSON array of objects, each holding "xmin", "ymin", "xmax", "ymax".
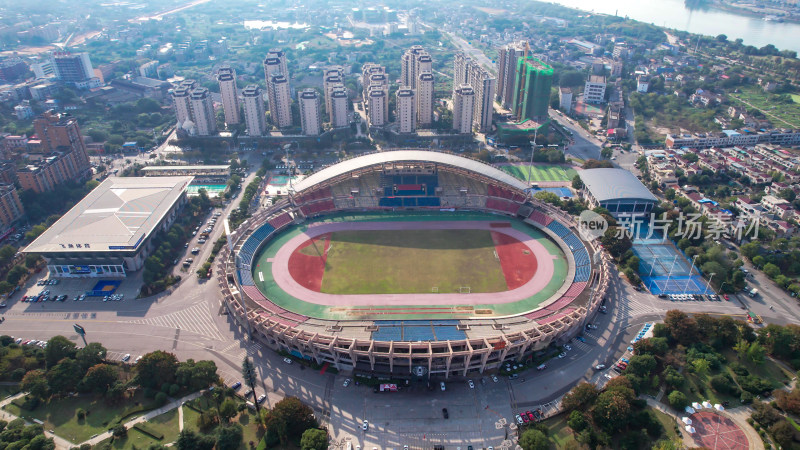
[
  {"xmin": 521, "ymin": 413, "xmax": 530, "ymax": 423},
  {"xmin": 724, "ymin": 294, "xmax": 729, "ymax": 300},
  {"xmin": 526, "ymin": 411, "xmax": 535, "ymax": 421}
]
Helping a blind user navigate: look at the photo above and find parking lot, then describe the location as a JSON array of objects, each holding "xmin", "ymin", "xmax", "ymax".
[
  {"xmin": 328, "ymin": 378, "xmax": 517, "ymax": 450},
  {"xmin": 17, "ymin": 276, "xmax": 140, "ymax": 306}
]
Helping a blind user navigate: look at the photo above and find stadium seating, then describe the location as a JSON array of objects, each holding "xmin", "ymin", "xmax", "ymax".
[
  {"xmin": 268, "ymin": 213, "xmax": 293, "ymax": 230},
  {"xmin": 300, "ymin": 199, "xmax": 335, "ymax": 216},
  {"xmin": 433, "ymin": 326, "xmax": 467, "ymax": 341},
  {"xmin": 546, "ymin": 221, "xmax": 571, "ymax": 238},
  {"xmin": 237, "ymin": 270, "xmax": 255, "ymax": 286},
  {"xmin": 486, "ymin": 198, "xmax": 521, "ymax": 215},
  {"xmin": 529, "ymin": 210, "xmax": 553, "ymax": 226},
  {"xmin": 379, "ymin": 197, "xmax": 403, "ymax": 207},
  {"xmin": 563, "ymin": 282, "xmax": 587, "ymax": 298},
  {"xmin": 572, "ymin": 248, "xmax": 590, "ymax": 267},
  {"xmin": 372, "ymin": 326, "xmax": 402, "ymax": 341},
  {"xmin": 562, "ymin": 233, "xmax": 583, "ymax": 252},
  {"xmin": 574, "ymin": 264, "xmax": 591, "ymax": 283}
]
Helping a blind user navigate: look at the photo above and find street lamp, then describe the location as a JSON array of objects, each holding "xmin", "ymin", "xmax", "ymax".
[
  {"xmin": 684, "ymin": 254, "xmax": 699, "ymax": 294},
  {"xmin": 704, "ymin": 273, "xmax": 716, "ymax": 295}
]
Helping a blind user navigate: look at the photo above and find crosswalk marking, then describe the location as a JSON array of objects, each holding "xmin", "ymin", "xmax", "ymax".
[
  {"xmin": 124, "ymin": 302, "xmax": 225, "ymax": 341},
  {"xmin": 233, "ymin": 342, "xmax": 262, "ymax": 361}
]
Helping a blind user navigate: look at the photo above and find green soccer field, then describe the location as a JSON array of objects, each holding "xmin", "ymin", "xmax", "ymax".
[
  {"xmin": 319, "ymin": 229, "xmax": 507, "ymax": 294},
  {"xmin": 500, "ymin": 164, "xmax": 578, "ymax": 182}
]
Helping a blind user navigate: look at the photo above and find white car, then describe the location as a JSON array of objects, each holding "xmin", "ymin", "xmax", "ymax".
[
  {"xmin": 135, "ymin": 355, "xmax": 142, "ymax": 364},
  {"xmin": 122, "ymin": 354, "xmax": 131, "ymax": 361},
  {"xmin": 515, "ymin": 414, "xmax": 524, "ymax": 424},
  {"xmin": 564, "ymin": 344, "xmax": 572, "ymax": 351},
  {"xmin": 558, "ymin": 352, "xmax": 566, "ymax": 358},
  {"xmin": 283, "ymin": 357, "xmax": 292, "ymax": 364},
  {"xmin": 440, "ymin": 381, "xmax": 446, "ymax": 391},
  {"xmin": 491, "ymin": 375, "xmax": 499, "ymax": 383},
  {"xmin": 343, "ymin": 378, "xmax": 351, "ymax": 387},
  {"xmin": 361, "ymin": 420, "xmax": 369, "ymax": 431},
  {"xmin": 468, "ymin": 380, "xmax": 474, "ymax": 389}
]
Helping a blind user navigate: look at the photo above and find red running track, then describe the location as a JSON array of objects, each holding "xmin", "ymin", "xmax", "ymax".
[{"xmin": 268, "ymin": 221, "xmax": 561, "ymax": 307}]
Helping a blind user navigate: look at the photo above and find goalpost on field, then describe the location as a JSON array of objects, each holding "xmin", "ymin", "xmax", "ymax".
[{"xmin": 459, "ymin": 286, "xmax": 471, "ymax": 294}]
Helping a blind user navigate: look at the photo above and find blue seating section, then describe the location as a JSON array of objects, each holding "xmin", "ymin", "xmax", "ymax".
[
  {"xmin": 371, "ymin": 320, "xmax": 466, "ymax": 341},
  {"xmin": 573, "ymin": 248, "xmax": 590, "ymax": 267},
  {"xmin": 379, "ymin": 197, "xmax": 403, "ymax": 207},
  {"xmin": 238, "ymin": 250, "xmax": 253, "ymax": 266},
  {"xmin": 238, "ymin": 270, "xmax": 255, "ymax": 286},
  {"xmin": 562, "ymin": 233, "xmax": 582, "ymax": 251},
  {"xmin": 574, "ymin": 264, "xmax": 591, "ymax": 283},
  {"xmin": 433, "ymin": 326, "xmax": 467, "ymax": 340},
  {"xmin": 371, "ymin": 326, "xmax": 402, "ymax": 341},
  {"xmin": 547, "ymin": 221, "xmax": 571, "ymax": 238},
  {"xmin": 417, "ymin": 197, "xmax": 441, "ymax": 207},
  {"xmin": 238, "ymin": 223, "xmax": 276, "ymax": 266}
]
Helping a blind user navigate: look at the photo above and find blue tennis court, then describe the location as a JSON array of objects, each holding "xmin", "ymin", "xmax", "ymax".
[
  {"xmin": 530, "ymin": 187, "xmax": 574, "ymax": 198},
  {"xmin": 644, "ymin": 276, "xmax": 709, "ymax": 295}
]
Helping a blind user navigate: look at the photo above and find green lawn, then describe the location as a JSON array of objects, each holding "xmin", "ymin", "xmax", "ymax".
[
  {"xmin": 183, "ymin": 398, "xmax": 261, "ymax": 449},
  {"xmin": 320, "ymin": 229, "xmax": 507, "ymax": 294},
  {"xmin": 730, "ymin": 87, "xmax": 800, "ymax": 128},
  {"xmin": 540, "ymin": 415, "xmax": 578, "ymax": 448},
  {"xmin": 652, "ymin": 409, "xmax": 680, "ymax": 442},
  {"xmin": 101, "ymin": 409, "xmax": 181, "ymax": 449},
  {"xmin": 500, "ymin": 164, "xmax": 577, "ymax": 182},
  {"xmin": 3, "ymin": 393, "xmax": 157, "ymax": 444}
]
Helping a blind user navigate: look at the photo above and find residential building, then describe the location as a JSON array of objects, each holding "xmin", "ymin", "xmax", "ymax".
[
  {"xmin": 322, "ymin": 66, "xmax": 344, "ymax": 119},
  {"xmin": 496, "ymin": 41, "xmax": 527, "ymax": 109},
  {"xmin": 217, "ymin": 66, "xmax": 241, "ymax": 125},
  {"xmin": 0, "ymin": 184, "xmax": 23, "ymax": 231},
  {"xmin": 511, "ymin": 56, "xmax": 553, "ymax": 122},
  {"xmin": 396, "ymin": 87, "xmax": 416, "ymax": 133},
  {"xmin": 172, "ymin": 79, "xmax": 196, "ymax": 128},
  {"xmin": 329, "ymin": 86, "xmax": 349, "ymax": 128},
  {"xmin": 51, "ymin": 52, "xmax": 94, "ymax": 82},
  {"xmin": 367, "ymin": 86, "xmax": 387, "ymax": 127},
  {"xmin": 455, "ymin": 53, "xmax": 496, "ymax": 133},
  {"xmin": 30, "ymin": 60, "xmax": 55, "ymax": 79},
  {"xmin": 138, "ymin": 60, "xmax": 159, "ymax": 78},
  {"xmin": 636, "ymin": 75, "xmax": 649, "ymax": 93},
  {"xmin": 401, "ymin": 45, "xmax": 429, "ymax": 89},
  {"xmin": 263, "ymin": 49, "xmax": 291, "ymax": 127},
  {"xmin": 267, "ymin": 74, "xmax": 292, "ymax": 128},
  {"xmin": 14, "ymin": 102, "xmax": 33, "ymax": 120},
  {"xmin": 242, "ymin": 85, "xmax": 267, "ymax": 136},
  {"xmin": 189, "ymin": 87, "xmax": 217, "ymax": 136},
  {"xmin": 109, "ymin": 77, "xmax": 170, "ymax": 99},
  {"xmin": 611, "ymin": 60, "xmax": 623, "ymax": 77},
  {"xmin": 583, "ymin": 75, "xmax": 606, "ymax": 104},
  {"xmin": 416, "ymin": 72, "xmax": 434, "ymax": 127},
  {"xmin": 453, "ymin": 52, "xmax": 470, "ymax": 86},
  {"xmin": 32, "ymin": 110, "xmax": 90, "ymax": 173},
  {"xmin": 0, "ymin": 57, "xmax": 28, "ymax": 82},
  {"xmin": 298, "ymin": 89, "xmax": 321, "ymax": 136},
  {"xmin": 558, "ymin": 87, "xmax": 573, "ymax": 113},
  {"xmin": 665, "ymin": 129, "xmax": 800, "ymax": 149},
  {"xmin": 452, "ymin": 84, "xmax": 475, "ymax": 134}
]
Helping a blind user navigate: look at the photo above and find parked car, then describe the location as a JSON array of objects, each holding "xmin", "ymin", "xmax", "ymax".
[
  {"xmin": 594, "ymin": 364, "xmax": 606, "ymax": 370},
  {"xmin": 257, "ymin": 394, "xmax": 267, "ymax": 404},
  {"xmin": 231, "ymin": 382, "xmax": 242, "ymax": 390},
  {"xmin": 122, "ymin": 354, "xmax": 131, "ymax": 361},
  {"xmin": 361, "ymin": 420, "xmax": 369, "ymax": 431},
  {"xmin": 283, "ymin": 357, "xmax": 292, "ymax": 364},
  {"xmin": 442, "ymin": 408, "xmax": 449, "ymax": 419},
  {"xmin": 440, "ymin": 381, "xmax": 446, "ymax": 391},
  {"xmin": 467, "ymin": 380, "xmax": 474, "ymax": 389},
  {"xmin": 343, "ymin": 378, "xmax": 351, "ymax": 387}
]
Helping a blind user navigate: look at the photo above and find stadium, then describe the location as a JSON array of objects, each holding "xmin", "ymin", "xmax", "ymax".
[{"xmin": 217, "ymin": 150, "xmax": 610, "ymax": 379}]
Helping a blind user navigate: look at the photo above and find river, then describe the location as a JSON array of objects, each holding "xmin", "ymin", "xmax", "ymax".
[{"xmin": 546, "ymin": 0, "xmax": 800, "ymax": 53}]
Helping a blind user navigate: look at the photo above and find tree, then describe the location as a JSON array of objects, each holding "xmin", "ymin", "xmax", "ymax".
[
  {"xmin": 769, "ymin": 420, "xmax": 795, "ymax": 449},
  {"xmin": 242, "ymin": 357, "xmax": 260, "ymax": 414},
  {"xmin": 82, "ymin": 364, "xmax": 118, "ymax": 393},
  {"xmin": 746, "ymin": 342, "xmax": 766, "ymax": 364},
  {"xmin": 571, "ymin": 175, "xmax": 584, "ymax": 190},
  {"xmin": 567, "ymin": 410, "xmax": 587, "ymax": 432},
  {"xmin": 219, "ymin": 398, "xmax": 238, "ymax": 423},
  {"xmin": 692, "ymin": 358, "xmax": 710, "ymax": 377},
  {"xmin": 266, "ymin": 397, "xmax": 318, "ymax": 444},
  {"xmin": 774, "ymin": 388, "xmax": 800, "ymax": 415},
  {"xmin": 46, "ymin": 358, "xmax": 82, "ymax": 395},
  {"xmin": 21, "ymin": 370, "xmax": 49, "ymax": 400},
  {"xmin": 136, "ymin": 351, "xmax": 178, "ymax": 388},
  {"xmin": 668, "ymin": 390, "xmax": 688, "ymax": 409},
  {"xmin": 76, "ymin": 343, "xmax": 107, "ymax": 371},
  {"xmin": 519, "ymin": 429, "xmax": 550, "ymax": 450},
  {"xmin": 562, "ymin": 382, "xmax": 599, "ymax": 412},
  {"xmin": 24, "ymin": 253, "xmax": 41, "ymax": 269},
  {"xmin": 626, "ymin": 354, "xmax": 656, "ymax": 377},
  {"xmin": 664, "ymin": 310, "xmax": 699, "ymax": 345},
  {"xmin": 44, "ymin": 336, "xmax": 77, "ymax": 368},
  {"xmin": 0, "ymin": 245, "xmax": 16, "ymax": 264},
  {"xmin": 177, "ymin": 430, "xmax": 215, "ymax": 450},
  {"xmin": 600, "ymin": 147, "xmax": 613, "ymax": 159},
  {"xmin": 734, "ymin": 339, "xmax": 749, "ymax": 359},
  {"xmin": 592, "ymin": 389, "xmax": 633, "ymax": 432},
  {"xmin": 6, "ymin": 265, "xmax": 28, "ymax": 286},
  {"xmin": 175, "ymin": 359, "xmax": 218, "ymax": 391},
  {"xmin": 112, "ymin": 424, "xmax": 127, "ymax": 438},
  {"xmin": 763, "ymin": 263, "xmax": 780, "ymax": 279},
  {"xmin": 215, "ymin": 424, "xmax": 243, "ymax": 450},
  {"xmin": 300, "ymin": 428, "xmax": 328, "ymax": 450}
]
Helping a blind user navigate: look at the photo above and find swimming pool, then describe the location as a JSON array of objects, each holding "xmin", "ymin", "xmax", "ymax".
[{"xmin": 187, "ymin": 184, "xmax": 227, "ymax": 197}]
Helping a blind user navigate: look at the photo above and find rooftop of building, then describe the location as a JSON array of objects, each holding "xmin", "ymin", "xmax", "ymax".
[
  {"xmin": 25, "ymin": 176, "xmax": 193, "ymax": 254},
  {"xmin": 580, "ymin": 168, "xmax": 657, "ymax": 203}
]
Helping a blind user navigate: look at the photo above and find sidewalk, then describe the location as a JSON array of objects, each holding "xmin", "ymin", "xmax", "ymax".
[
  {"xmin": 0, "ymin": 393, "xmax": 75, "ymax": 450},
  {"xmin": 81, "ymin": 391, "xmax": 203, "ymax": 448},
  {"xmin": 0, "ymin": 390, "xmax": 203, "ymax": 450}
]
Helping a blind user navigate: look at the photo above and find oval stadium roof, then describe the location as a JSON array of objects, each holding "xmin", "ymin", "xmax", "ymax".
[
  {"xmin": 292, "ymin": 150, "xmax": 530, "ymax": 192},
  {"xmin": 579, "ymin": 168, "xmax": 657, "ymax": 203}
]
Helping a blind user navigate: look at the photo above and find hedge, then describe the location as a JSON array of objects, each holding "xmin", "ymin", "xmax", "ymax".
[{"xmin": 133, "ymin": 422, "xmax": 164, "ymax": 440}]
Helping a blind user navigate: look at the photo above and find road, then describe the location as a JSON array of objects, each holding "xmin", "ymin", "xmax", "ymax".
[
  {"xmin": 547, "ymin": 111, "xmax": 602, "ymax": 161},
  {"xmin": 444, "ymin": 31, "xmax": 496, "ymax": 74}
]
